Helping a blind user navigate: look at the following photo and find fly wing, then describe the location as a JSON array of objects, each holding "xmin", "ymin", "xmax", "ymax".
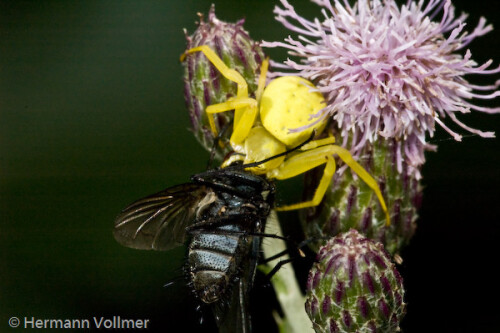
[
  {"xmin": 113, "ymin": 183, "xmax": 209, "ymax": 251},
  {"xmin": 213, "ymin": 236, "xmax": 261, "ymax": 333},
  {"xmin": 214, "ymin": 278, "xmax": 252, "ymax": 333}
]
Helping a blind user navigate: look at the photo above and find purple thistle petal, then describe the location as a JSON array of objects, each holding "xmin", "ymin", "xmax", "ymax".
[{"xmin": 263, "ymin": 0, "xmax": 499, "ymax": 177}]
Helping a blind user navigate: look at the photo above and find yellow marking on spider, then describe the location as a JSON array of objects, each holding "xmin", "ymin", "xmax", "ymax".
[{"xmin": 260, "ymin": 76, "xmax": 326, "ymax": 146}]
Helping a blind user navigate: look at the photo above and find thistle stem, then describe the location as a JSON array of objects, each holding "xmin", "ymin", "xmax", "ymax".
[{"xmin": 262, "ymin": 211, "xmax": 314, "ymax": 333}]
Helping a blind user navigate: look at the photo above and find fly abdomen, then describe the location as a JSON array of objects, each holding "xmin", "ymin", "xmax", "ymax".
[
  {"xmin": 189, "ymin": 249, "xmax": 233, "ymax": 272},
  {"xmin": 191, "ymin": 270, "xmax": 228, "ymax": 304},
  {"xmin": 190, "ymin": 233, "xmax": 239, "ymax": 254},
  {"xmin": 189, "ymin": 248, "xmax": 236, "ymax": 304},
  {"xmin": 188, "ymin": 231, "xmax": 244, "ymax": 304}
]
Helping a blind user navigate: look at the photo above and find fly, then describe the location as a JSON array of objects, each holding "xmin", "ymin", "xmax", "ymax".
[
  {"xmin": 113, "ymin": 167, "xmax": 275, "ymax": 333},
  {"xmin": 113, "ymin": 134, "xmax": 315, "ymax": 332}
]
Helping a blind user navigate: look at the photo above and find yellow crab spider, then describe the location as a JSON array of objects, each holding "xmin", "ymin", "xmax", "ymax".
[{"xmin": 181, "ymin": 46, "xmax": 390, "ymax": 226}]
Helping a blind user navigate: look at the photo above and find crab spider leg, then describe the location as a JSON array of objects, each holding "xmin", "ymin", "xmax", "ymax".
[
  {"xmin": 182, "ymin": 46, "xmax": 254, "ymax": 142},
  {"xmin": 255, "ymin": 57, "xmax": 269, "ymax": 102},
  {"xmin": 206, "ymin": 97, "xmax": 259, "ymax": 144},
  {"xmin": 182, "ymin": 46, "xmax": 248, "ymax": 96},
  {"xmin": 275, "ymin": 155, "xmax": 336, "ymax": 212},
  {"xmin": 300, "ymin": 136, "xmax": 336, "ymax": 150},
  {"xmin": 271, "ymin": 144, "xmax": 390, "ymax": 226},
  {"xmin": 206, "ymin": 98, "xmax": 257, "ymax": 113},
  {"xmin": 231, "ymin": 57, "xmax": 268, "ymax": 143}
]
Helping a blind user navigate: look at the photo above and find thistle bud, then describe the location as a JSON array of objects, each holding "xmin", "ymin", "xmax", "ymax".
[
  {"xmin": 305, "ymin": 229, "xmax": 406, "ymax": 333},
  {"xmin": 183, "ymin": 5, "xmax": 265, "ymax": 157},
  {"xmin": 301, "ymin": 132, "xmax": 421, "ymax": 256}
]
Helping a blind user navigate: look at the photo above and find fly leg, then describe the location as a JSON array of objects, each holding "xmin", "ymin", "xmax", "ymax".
[{"xmin": 261, "ymin": 237, "xmax": 328, "ymax": 280}]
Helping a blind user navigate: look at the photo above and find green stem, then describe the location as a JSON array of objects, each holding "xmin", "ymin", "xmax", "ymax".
[{"xmin": 262, "ymin": 211, "xmax": 314, "ymax": 333}]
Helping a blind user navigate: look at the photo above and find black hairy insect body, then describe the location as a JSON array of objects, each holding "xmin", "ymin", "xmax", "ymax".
[
  {"xmin": 186, "ymin": 169, "xmax": 273, "ymax": 307},
  {"xmin": 114, "ymin": 167, "xmax": 275, "ymax": 332}
]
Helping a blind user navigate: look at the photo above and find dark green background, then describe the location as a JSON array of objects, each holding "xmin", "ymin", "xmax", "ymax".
[{"xmin": 1, "ymin": 1, "xmax": 499, "ymax": 332}]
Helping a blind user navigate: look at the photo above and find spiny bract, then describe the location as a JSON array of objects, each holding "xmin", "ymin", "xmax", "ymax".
[
  {"xmin": 305, "ymin": 229, "xmax": 406, "ymax": 333},
  {"xmin": 183, "ymin": 5, "xmax": 265, "ymax": 159}
]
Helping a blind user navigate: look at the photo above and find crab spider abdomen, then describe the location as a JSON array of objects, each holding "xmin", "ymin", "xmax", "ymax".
[{"xmin": 260, "ymin": 76, "xmax": 327, "ymax": 147}]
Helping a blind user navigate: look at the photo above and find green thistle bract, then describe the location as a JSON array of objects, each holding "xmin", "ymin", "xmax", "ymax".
[
  {"xmin": 305, "ymin": 229, "xmax": 406, "ymax": 333},
  {"xmin": 183, "ymin": 5, "xmax": 265, "ymax": 158}
]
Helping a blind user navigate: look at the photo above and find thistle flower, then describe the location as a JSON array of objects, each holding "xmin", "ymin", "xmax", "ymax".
[
  {"xmin": 305, "ymin": 229, "xmax": 406, "ymax": 332},
  {"xmin": 263, "ymin": 0, "xmax": 500, "ymax": 177}
]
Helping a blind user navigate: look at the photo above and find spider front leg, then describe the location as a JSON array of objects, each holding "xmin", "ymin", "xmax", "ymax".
[
  {"xmin": 181, "ymin": 45, "xmax": 267, "ymax": 145},
  {"xmin": 206, "ymin": 97, "xmax": 258, "ymax": 145},
  {"xmin": 271, "ymin": 144, "xmax": 391, "ymax": 226},
  {"xmin": 181, "ymin": 45, "xmax": 249, "ymax": 97}
]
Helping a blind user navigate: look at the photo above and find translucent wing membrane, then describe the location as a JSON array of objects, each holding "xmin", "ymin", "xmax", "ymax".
[
  {"xmin": 113, "ymin": 183, "xmax": 210, "ymax": 251},
  {"xmin": 213, "ymin": 237, "xmax": 261, "ymax": 333},
  {"xmin": 214, "ymin": 278, "xmax": 251, "ymax": 333}
]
